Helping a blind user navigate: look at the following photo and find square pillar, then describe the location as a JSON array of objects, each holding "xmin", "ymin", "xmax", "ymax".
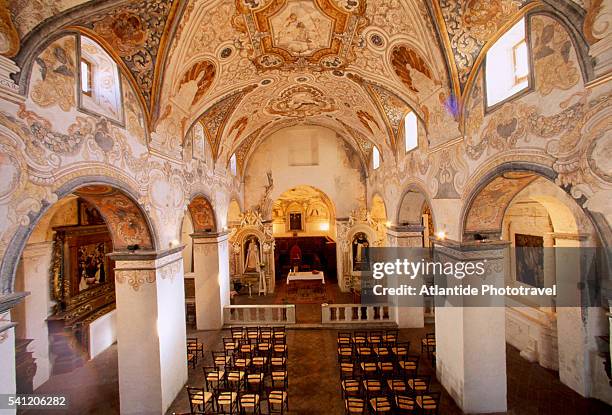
[
  {"xmin": 191, "ymin": 232, "xmax": 230, "ymax": 330},
  {"xmin": 432, "ymin": 240, "xmax": 509, "ymax": 413},
  {"xmin": 0, "ymin": 311, "xmax": 17, "ymax": 415},
  {"xmin": 111, "ymin": 248, "xmax": 188, "ymax": 414},
  {"xmin": 386, "ymin": 226, "xmax": 426, "ymax": 328},
  {"xmin": 20, "ymin": 242, "xmax": 54, "ymax": 389}
]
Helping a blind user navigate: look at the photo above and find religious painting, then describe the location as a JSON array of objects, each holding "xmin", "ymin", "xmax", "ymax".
[
  {"xmin": 289, "ymin": 212, "xmax": 303, "ymax": 231},
  {"xmin": 243, "ymin": 236, "xmax": 261, "ymax": 273},
  {"xmin": 77, "ymin": 241, "xmax": 109, "ymax": 293},
  {"xmin": 352, "ymin": 232, "xmax": 370, "ymax": 271},
  {"xmin": 188, "ymin": 196, "xmax": 215, "ymax": 232},
  {"xmin": 270, "ymin": 1, "xmax": 333, "ymax": 56},
  {"xmin": 78, "ymin": 198, "xmax": 105, "ymax": 225},
  {"xmin": 515, "ymin": 234, "xmax": 544, "ymax": 288}
]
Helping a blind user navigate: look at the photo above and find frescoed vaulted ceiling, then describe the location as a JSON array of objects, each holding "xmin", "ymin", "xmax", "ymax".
[{"xmin": 7, "ymin": 0, "xmax": 590, "ymax": 167}]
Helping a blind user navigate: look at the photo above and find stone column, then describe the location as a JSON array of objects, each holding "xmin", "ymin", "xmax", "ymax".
[
  {"xmin": 192, "ymin": 232, "xmax": 230, "ymax": 330},
  {"xmin": 111, "ymin": 248, "xmax": 188, "ymax": 414},
  {"xmin": 386, "ymin": 225, "xmax": 425, "ymax": 328},
  {"xmin": 0, "ymin": 311, "xmax": 17, "ymax": 415},
  {"xmin": 432, "ymin": 239, "xmax": 509, "ymax": 414},
  {"xmin": 20, "ymin": 242, "xmax": 54, "ymax": 389}
]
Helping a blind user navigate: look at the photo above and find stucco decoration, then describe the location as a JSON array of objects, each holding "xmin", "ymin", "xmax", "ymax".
[
  {"xmin": 531, "ymin": 16, "xmax": 580, "ymax": 96},
  {"xmin": 78, "ymin": 0, "xmax": 176, "ymax": 107},
  {"xmin": 30, "ymin": 36, "xmax": 76, "ymax": 112},
  {"xmin": 266, "ymin": 84, "xmax": 337, "ymax": 118},
  {"xmin": 464, "ymin": 172, "xmax": 538, "ymax": 233},
  {"xmin": 232, "ymin": 0, "xmax": 368, "ymax": 72},
  {"xmin": 432, "ymin": 0, "xmax": 526, "ymax": 93}
]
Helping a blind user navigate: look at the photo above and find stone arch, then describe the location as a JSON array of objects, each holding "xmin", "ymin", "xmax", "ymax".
[
  {"xmin": 395, "ymin": 182, "xmax": 435, "ymax": 228},
  {"xmin": 460, "ymin": 162, "xmax": 611, "ymax": 248},
  {"xmin": 1, "ymin": 176, "xmax": 157, "ymax": 294},
  {"xmin": 186, "ymin": 194, "xmax": 217, "ymax": 233}
]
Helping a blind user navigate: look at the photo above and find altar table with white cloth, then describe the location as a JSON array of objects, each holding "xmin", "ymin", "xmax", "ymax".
[{"xmin": 286, "ymin": 271, "xmax": 325, "ymax": 284}]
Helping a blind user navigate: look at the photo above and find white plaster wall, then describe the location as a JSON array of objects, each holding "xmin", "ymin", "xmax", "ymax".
[
  {"xmin": 244, "ymin": 125, "xmax": 366, "ymax": 218},
  {"xmin": 88, "ymin": 309, "xmax": 117, "ymax": 359},
  {"xmin": 156, "ymin": 260, "xmax": 188, "ymax": 412},
  {"xmin": 0, "ymin": 323, "xmax": 16, "ymax": 415}
]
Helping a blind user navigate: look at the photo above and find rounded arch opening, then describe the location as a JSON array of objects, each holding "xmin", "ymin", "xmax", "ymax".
[
  {"xmin": 1, "ymin": 179, "xmax": 157, "ymax": 295},
  {"xmin": 271, "ymin": 185, "xmax": 336, "ymax": 238}
]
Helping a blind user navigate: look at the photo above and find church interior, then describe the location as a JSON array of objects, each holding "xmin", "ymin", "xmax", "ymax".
[{"xmin": 0, "ymin": 0, "xmax": 611, "ymax": 414}]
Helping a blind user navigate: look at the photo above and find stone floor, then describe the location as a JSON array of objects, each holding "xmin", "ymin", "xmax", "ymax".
[{"xmin": 24, "ymin": 325, "xmax": 612, "ymax": 414}]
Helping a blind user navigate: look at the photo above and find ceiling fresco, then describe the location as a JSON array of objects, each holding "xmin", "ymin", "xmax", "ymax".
[{"xmin": 8, "ymin": 0, "xmax": 584, "ymax": 168}]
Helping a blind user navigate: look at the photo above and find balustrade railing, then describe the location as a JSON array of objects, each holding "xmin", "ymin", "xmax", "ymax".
[
  {"xmin": 321, "ymin": 304, "xmax": 395, "ymax": 324},
  {"xmin": 223, "ymin": 305, "xmax": 296, "ymax": 326}
]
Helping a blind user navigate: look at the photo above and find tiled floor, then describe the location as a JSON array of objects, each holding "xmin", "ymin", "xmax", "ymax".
[{"xmin": 24, "ymin": 325, "xmax": 612, "ymax": 414}]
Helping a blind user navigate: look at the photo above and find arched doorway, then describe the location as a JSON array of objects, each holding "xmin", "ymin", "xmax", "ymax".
[
  {"xmin": 460, "ymin": 166, "xmax": 609, "ymax": 402},
  {"xmin": 3, "ymin": 182, "xmax": 187, "ymax": 414}
]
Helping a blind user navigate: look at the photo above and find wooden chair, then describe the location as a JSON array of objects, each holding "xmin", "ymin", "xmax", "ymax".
[
  {"xmin": 367, "ymin": 330, "xmax": 383, "ymax": 346},
  {"xmin": 246, "ymin": 327, "xmax": 259, "ymax": 342},
  {"xmin": 259, "ymin": 327, "xmax": 272, "ymax": 342},
  {"xmin": 223, "ymin": 338, "xmax": 238, "ymax": 356},
  {"xmin": 361, "ymin": 379, "xmax": 383, "ymax": 401},
  {"xmin": 271, "ymin": 370, "xmax": 288, "ymax": 390},
  {"xmin": 394, "ymin": 394, "xmax": 418, "ymax": 414},
  {"xmin": 212, "ymin": 351, "xmax": 231, "ymax": 371},
  {"xmin": 398, "ymin": 355, "xmax": 419, "ymax": 380},
  {"xmin": 407, "ymin": 375, "xmax": 431, "ymax": 396},
  {"xmin": 369, "ymin": 396, "xmax": 392, "ymax": 414},
  {"xmin": 272, "ymin": 326, "xmax": 286, "ymax": 342},
  {"xmin": 203, "ymin": 366, "xmax": 225, "ymax": 393},
  {"xmin": 341, "ymin": 378, "xmax": 361, "ymax": 399},
  {"xmin": 267, "ymin": 390, "xmax": 288, "ymax": 414},
  {"xmin": 246, "ymin": 372, "xmax": 264, "ymax": 394},
  {"xmin": 187, "ymin": 337, "xmax": 205, "ymax": 359},
  {"xmin": 386, "ymin": 378, "xmax": 408, "ymax": 395},
  {"xmin": 238, "ymin": 392, "xmax": 261, "ymax": 414},
  {"xmin": 226, "ymin": 369, "xmax": 245, "ymax": 392},
  {"xmin": 391, "ymin": 341, "xmax": 411, "ymax": 361},
  {"xmin": 383, "ymin": 329, "xmax": 399, "ymax": 346},
  {"xmin": 337, "ymin": 345, "xmax": 353, "ymax": 363},
  {"xmin": 187, "ymin": 352, "xmax": 197, "ymax": 369},
  {"xmin": 353, "ymin": 331, "xmax": 367, "ymax": 348},
  {"xmin": 416, "ymin": 391, "xmax": 441, "ymax": 415},
  {"xmin": 421, "ymin": 333, "xmax": 436, "ymax": 356},
  {"xmin": 359, "ymin": 361, "xmax": 378, "ymax": 379},
  {"xmin": 344, "ymin": 397, "xmax": 366, "ymax": 415},
  {"xmin": 231, "ymin": 327, "xmax": 245, "ymax": 341},
  {"xmin": 216, "ymin": 391, "xmax": 238, "ymax": 414},
  {"xmin": 186, "ymin": 386, "xmax": 213, "ymax": 414},
  {"xmin": 337, "ymin": 332, "xmax": 352, "ymax": 347},
  {"xmin": 340, "ymin": 362, "xmax": 356, "ymax": 380}
]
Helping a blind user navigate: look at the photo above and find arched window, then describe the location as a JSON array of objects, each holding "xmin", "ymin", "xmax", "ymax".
[
  {"xmin": 485, "ymin": 17, "xmax": 530, "ymax": 107},
  {"xmin": 372, "ymin": 146, "xmax": 380, "ymax": 170},
  {"xmin": 230, "ymin": 153, "xmax": 237, "ymax": 176},
  {"xmin": 404, "ymin": 111, "xmax": 418, "ymax": 153}
]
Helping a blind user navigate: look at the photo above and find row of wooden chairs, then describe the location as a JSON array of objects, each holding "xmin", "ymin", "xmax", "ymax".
[
  {"xmin": 338, "ymin": 331, "xmax": 441, "ymax": 414},
  {"xmin": 186, "ymin": 387, "xmax": 288, "ymax": 414}
]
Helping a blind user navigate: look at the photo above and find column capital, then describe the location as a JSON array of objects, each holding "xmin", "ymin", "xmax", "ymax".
[
  {"xmin": 191, "ymin": 231, "xmax": 230, "ymax": 243},
  {"xmin": 0, "ymin": 292, "xmax": 28, "ymax": 314},
  {"xmin": 108, "ymin": 245, "xmax": 184, "ymax": 263}
]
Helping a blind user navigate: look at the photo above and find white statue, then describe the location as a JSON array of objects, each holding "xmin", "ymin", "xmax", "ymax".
[{"xmin": 244, "ymin": 238, "xmax": 261, "ymax": 272}]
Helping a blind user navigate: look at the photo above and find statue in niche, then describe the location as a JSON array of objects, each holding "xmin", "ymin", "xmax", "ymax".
[
  {"xmin": 352, "ymin": 232, "xmax": 370, "ymax": 271},
  {"xmin": 244, "ymin": 236, "xmax": 261, "ymax": 273}
]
